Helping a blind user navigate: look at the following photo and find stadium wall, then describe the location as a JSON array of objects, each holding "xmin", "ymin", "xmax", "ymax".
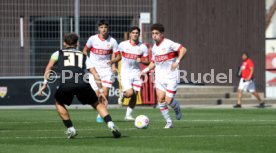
[{"xmin": 157, "ymin": 0, "xmax": 265, "ymax": 91}]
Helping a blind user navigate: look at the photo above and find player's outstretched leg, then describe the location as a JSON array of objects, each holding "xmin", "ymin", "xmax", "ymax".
[
  {"xmin": 96, "ymin": 87, "xmax": 110, "ymax": 123},
  {"xmin": 159, "ymin": 102, "xmax": 173, "ymax": 128},
  {"xmin": 169, "ymin": 99, "xmax": 182, "ymax": 120},
  {"xmin": 65, "ymin": 126, "xmax": 78, "ymax": 139},
  {"xmin": 125, "ymin": 93, "xmax": 137, "ymax": 121},
  {"xmin": 106, "ymin": 117, "xmax": 121, "ymax": 138},
  {"xmin": 55, "ymin": 101, "xmax": 78, "ymax": 139},
  {"xmin": 96, "ymin": 103, "xmax": 121, "ymax": 138}
]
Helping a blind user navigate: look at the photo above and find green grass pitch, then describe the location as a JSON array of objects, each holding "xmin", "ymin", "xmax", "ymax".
[{"xmin": 0, "ymin": 108, "xmax": 275, "ymax": 153}]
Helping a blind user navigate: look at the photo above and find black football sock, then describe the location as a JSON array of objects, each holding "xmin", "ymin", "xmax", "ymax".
[
  {"xmin": 103, "ymin": 114, "xmax": 112, "ymax": 123},
  {"xmin": 63, "ymin": 119, "xmax": 73, "ymax": 128}
]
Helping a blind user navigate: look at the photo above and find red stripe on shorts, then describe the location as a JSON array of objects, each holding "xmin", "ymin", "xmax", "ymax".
[
  {"xmin": 102, "ymin": 80, "xmax": 113, "ymax": 84},
  {"xmin": 166, "ymin": 89, "xmax": 176, "ymax": 94},
  {"xmin": 132, "ymin": 84, "xmax": 142, "ymax": 88}
]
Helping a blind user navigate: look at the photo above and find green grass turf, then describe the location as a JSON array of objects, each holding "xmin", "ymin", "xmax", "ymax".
[{"xmin": 0, "ymin": 108, "xmax": 276, "ymax": 153}]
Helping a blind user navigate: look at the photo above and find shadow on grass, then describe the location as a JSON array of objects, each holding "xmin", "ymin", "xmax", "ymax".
[{"xmin": 75, "ymin": 135, "xmax": 128, "ymax": 139}]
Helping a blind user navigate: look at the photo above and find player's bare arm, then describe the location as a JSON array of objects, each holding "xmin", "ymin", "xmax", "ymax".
[
  {"xmin": 90, "ymin": 67, "xmax": 102, "ymax": 90},
  {"xmin": 140, "ymin": 56, "xmax": 150, "ymax": 65},
  {"xmin": 108, "ymin": 53, "xmax": 121, "ymax": 73},
  {"xmin": 171, "ymin": 46, "xmax": 187, "ymax": 71},
  {"xmin": 38, "ymin": 59, "xmax": 56, "ymax": 96},
  {"xmin": 82, "ymin": 45, "xmax": 90, "ymax": 56},
  {"xmin": 111, "ymin": 52, "xmax": 121, "ymax": 63},
  {"xmin": 110, "ymin": 53, "xmax": 118, "ymax": 73},
  {"xmin": 140, "ymin": 62, "xmax": 155, "ymax": 75},
  {"xmin": 89, "ymin": 67, "xmax": 108, "ymax": 104},
  {"xmin": 111, "ymin": 63, "xmax": 117, "ymax": 73}
]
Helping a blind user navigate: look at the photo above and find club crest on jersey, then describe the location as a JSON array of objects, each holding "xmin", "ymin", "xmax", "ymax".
[
  {"xmin": 137, "ymin": 49, "xmax": 142, "ymax": 54},
  {"xmin": 107, "ymin": 44, "xmax": 111, "ymax": 49},
  {"xmin": 162, "ymin": 48, "xmax": 166, "ymax": 53}
]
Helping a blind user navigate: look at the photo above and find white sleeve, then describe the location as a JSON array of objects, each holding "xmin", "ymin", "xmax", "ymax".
[
  {"xmin": 85, "ymin": 37, "xmax": 93, "ymax": 48},
  {"xmin": 169, "ymin": 40, "xmax": 182, "ymax": 52},
  {"xmin": 86, "ymin": 57, "xmax": 94, "ymax": 69}
]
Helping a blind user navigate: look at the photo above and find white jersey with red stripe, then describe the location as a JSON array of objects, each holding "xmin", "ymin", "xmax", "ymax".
[
  {"xmin": 85, "ymin": 34, "xmax": 118, "ymax": 88},
  {"xmin": 85, "ymin": 34, "xmax": 118, "ymax": 69},
  {"xmin": 151, "ymin": 38, "xmax": 183, "ymax": 81},
  {"xmin": 115, "ymin": 40, "xmax": 148, "ymax": 92},
  {"xmin": 116, "ymin": 40, "xmax": 148, "ymax": 75}
]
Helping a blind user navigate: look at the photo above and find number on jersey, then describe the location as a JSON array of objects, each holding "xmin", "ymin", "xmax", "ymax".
[{"xmin": 64, "ymin": 52, "xmax": 83, "ymax": 68}]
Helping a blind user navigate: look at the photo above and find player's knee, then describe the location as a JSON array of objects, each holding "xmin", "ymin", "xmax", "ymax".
[
  {"xmin": 157, "ymin": 97, "xmax": 165, "ymax": 103},
  {"xmin": 124, "ymin": 90, "xmax": 134, "ymax": 98},
  {"xmin": 165, "ymin": 96, "xmax": 173, "ymax": 103},
  {"xmin": 92, "ymin": 101, "xmax": 100, "ymax": 109},
  {"xmin": 103, "ymin": 90, "xmax": 109, "ymax": 96},
  {"xmin": 237, "ymin": 89, "xmax": 243, "ymax": 94}
]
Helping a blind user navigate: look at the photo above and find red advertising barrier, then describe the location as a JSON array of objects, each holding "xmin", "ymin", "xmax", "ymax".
[{"xmin": 140, "ymin": 71, "xmax": 156, "ymax": 105}]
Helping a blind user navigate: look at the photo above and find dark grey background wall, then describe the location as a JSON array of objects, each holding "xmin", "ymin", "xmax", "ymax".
[{"xmin": 157, "ymin": 0, "xmax": 265, "ymax": 91}]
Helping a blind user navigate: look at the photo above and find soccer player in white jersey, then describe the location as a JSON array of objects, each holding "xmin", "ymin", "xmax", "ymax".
[
  {"xmin": 112, "ymin": 26, "xmax": 149, "ymax": 120},
  {"xmin": 140, "ymin": 23, "xmax": 187, "ymax": 128},
  {"xmin": 83, "ymin": 20, "xmax": 118, "ymax": 123}
]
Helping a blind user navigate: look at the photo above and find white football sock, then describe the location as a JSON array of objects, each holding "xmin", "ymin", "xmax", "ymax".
[
  {"xmin": 159, "ymin": 102, "xmax": 172, "ymax": 123},
  {"xmin": 107, "ymin": 121, "xmax": 115, "ymax": 129},
  {"xmin": 126, "ymin": 107, "xmax": 133, "ymax": 117},
  {"xmin": 68, "ymin": 126, "xmax": 75, "ymax": 131}
]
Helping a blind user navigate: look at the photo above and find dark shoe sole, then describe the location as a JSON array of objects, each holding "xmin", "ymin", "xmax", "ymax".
[
  {"xmin": 112, "ymin": 130, "xmax": 121, "ymax": 138},
  {"xmin": 233, "ymin": 105, "xmax": 242, "ymax": 108}
]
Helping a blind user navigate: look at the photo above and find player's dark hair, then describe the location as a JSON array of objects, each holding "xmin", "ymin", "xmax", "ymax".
[
  {"xmin": 64, "ymin": 33, "xmax": 78, "ymax": 46},
  {"xmin": 151, "ymin": 23, "xmax": 165, "ymax": 33},
  {"xmin": 129, "ymin": 26, "xmax": 140, "ymax": 33},
  {"xmin": 98, "ymin": 20, "xmax": 109, "ymax": 27},
  {"xmin": 242, "ymin": 52, "xmax": 249, "ymax": 58}
]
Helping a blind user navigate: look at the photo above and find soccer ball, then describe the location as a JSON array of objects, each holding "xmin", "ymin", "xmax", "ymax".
[{"xmin": 134, "ymin": 115, "xmax": 149, "ymax": 129}]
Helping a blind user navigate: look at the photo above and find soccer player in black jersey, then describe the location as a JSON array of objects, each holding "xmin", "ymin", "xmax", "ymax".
[{"xmin": 38, "ymin": 33, "xmax": 121, "ymax": 139}]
